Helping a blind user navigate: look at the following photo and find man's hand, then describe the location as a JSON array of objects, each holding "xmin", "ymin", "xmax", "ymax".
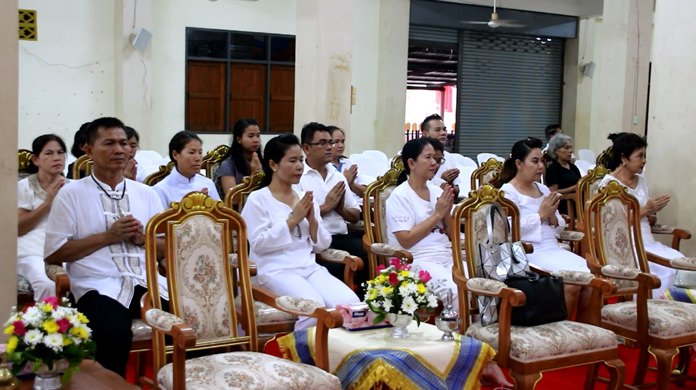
[
  {"xmin": 124, "ymin": 158, "xmax": 138, "ymax": 181},
  {"xmin": 324, "ymin": 181, "xmax": 345, "ymax": 211},
  {"xmin": 107, "ymin": 215, "xmax": 143, "ymax": 244},
  {"xmin": 440, "ymin": 168, "xmax": 460, "ymax": 184}
]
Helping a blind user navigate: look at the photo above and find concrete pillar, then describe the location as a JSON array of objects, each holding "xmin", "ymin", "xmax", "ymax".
[
  {"xmin": 0, "ymin": 0, "xmax": 19, "ymax": 336},
  {"xmin": 645, "ymin": 0, "xmax": 696, "ymax": 256}
]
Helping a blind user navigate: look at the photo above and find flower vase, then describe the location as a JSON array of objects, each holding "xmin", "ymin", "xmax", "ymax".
[
  {"xmin": 386, "ymin": 313, "xmax": 413, "ymax": 338},
  {"xmin": 33, "ymin": 361, "xmax": 66, "ymax": 390}
]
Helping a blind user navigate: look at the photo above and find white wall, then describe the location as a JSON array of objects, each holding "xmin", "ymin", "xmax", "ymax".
[
  {"xmin": 646, "ymin": 0, "xmax": 696, "ymax": 256},
  {"xmin": 17, "ymin": 0, "xmax": 116, "ymax": 149}
]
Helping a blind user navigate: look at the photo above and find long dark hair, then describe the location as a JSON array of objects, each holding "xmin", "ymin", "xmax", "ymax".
[
  {"xmin": 224, "ymin": 118, "xmax": 263, "ymax": 176},
  {"xmin": 29, "ymin": 134, "xmax": 68, "ymax": 174},
  {"xmin": 495, "ymin": 137, "xmax": 544, "ymax": 187},
  {"xmin": 606, "ymin": 132, "xmax": 647, "ymax": 171},
  {"xmin": 258, "ymin": 133, "xmax": 300, "ymax": 189},
  {"xmin": 70, "ymin": 122, "xmax": 90, "ymax": 158},
  {"xmin": 397, "ymin": 138, "xmax": 442, "ymax": 185}
]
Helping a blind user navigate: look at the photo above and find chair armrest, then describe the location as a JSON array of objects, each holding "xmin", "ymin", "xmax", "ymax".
[
  {"xmin": 600, "ymin": 264, "xmax": 660, "ymax": 288},
  {"xmin": 368, "ymin": 243, "xmax": 414, "ymax": 261},
  {"xmin": 558, "ymin": 230, "xmax": 585, "ymax": 242},
  {"xmin": 45, "ymin": 264, "xmax": 70, "ymax": 299},
  {"xmin": 142, "ymin": 307, "xmax": 196, "ymax": 387},
  {"xmin": 521, "ymin": 242, "xmax": 534, "ymax": 254},
  {"xmin": 670, "ymin": 257, "xmax": 696, "ymax": 271},
  {"xmin": 651, "ymin": 225, "xmax": 691, "ymax": 250},
  {"xmin": 552, "ymin": 270, "xmax": 615, "ymax": 294},
  {"xmin": 318, "ymin": 249, "xmax": 364, "ymax": 289}
]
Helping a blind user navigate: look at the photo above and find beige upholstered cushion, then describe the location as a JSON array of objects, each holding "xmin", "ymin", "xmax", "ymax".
[
  {"xmin": 602, "ymin": 299, "xmax": 696, "ymax": 339},
  {"xmin": 466, "ymin": 320, "xmax": 617, "ymax": 363},
  {"xmin": 157, "ymin": 352, "xmax": 341, "ymax": 390},
  {"xmin": 132, "ymin": 319, "xmax": 153, "ymax": 342},
  {"xmin": 600, "ymin": 199, "xmax": 639, "ymax": 268},
  {"xmin": 234, "ymin": 295, "xmax": 297, "ymax": 326}
]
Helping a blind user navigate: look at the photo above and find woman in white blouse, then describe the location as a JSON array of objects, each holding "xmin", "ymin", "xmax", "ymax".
[
  {"xmin": 18, "ymin": 134, "xmax": 68, "ymax": 301},
  {"xmin": 496, "ymin": 137, "xmax": 590, "ymax": 319},
  {"xmin": 599, "ymin": 132, "xmax": 679, "ymax": 299},
  {"xmin": 154, "ymin": 131, "xmax": 220, "ymax": 208},
  {"xmin": 241, "ymin": 134, "xmax": 359, "ymax": 330}
]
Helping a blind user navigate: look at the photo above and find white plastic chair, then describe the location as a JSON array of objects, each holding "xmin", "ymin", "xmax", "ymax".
[
  {"xmin": 476, "ymin": 153, "xmax": 501, "ymax": 166},
  {"xmin": 577, "ymin": 149, "xmax": 596, "ymax": 164},
  {"xmin": 448, "ymin": 153, "xmax": 478, "ymax": 168},
  {"xmin": 457, "ymin": 166, "xmax": 477, "ymax": 197},
  {"xmin": 362, "ymin": 150, "xmax": 389, "ymax": 165},
  {"xmin": 350, "ymin": 154, "xmax": 389, "ymax": 180},
  {"xmin": 574, "ymin": 160, "xmax": 595, "ymax": 177}
]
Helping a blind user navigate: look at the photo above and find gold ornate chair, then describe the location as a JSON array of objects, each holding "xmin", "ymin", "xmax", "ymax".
[
  {"xmin": 470, "ymin": 157, "xmax": 502, "ymax": 192},
  {"xmin": 361, "ymin": 158, "xmax": 415, "ymax": 279},
  {"xmin": 71, "ymin": 154, "xmax": 92, "ymax": 178},
  {"xmin": 17, "ymin": 149, "xmax": 35, "ymax": 306},
  {"xmin": 595, "ymin": 146, "xmax": 612, "ymax": 168},
  {"xmin": 451, "ymin": 185, "xmax": 625, "ymax": 389},
  {"xmin": 18, "ymin": 149, "xmax": 33, "ymax": 180},
  {"xmin": 141, "ymin": 192, "xmax": 342, "ymax": 389},
  {"xmin": 201, "ymin": 144, "xmax": 229, "ymax": 179},
  {"xmin": 224, "ymin": 170, "xmax": 265, "ymax": 212},
  {"xmin": 144, "ymin": 162, "xmax": 175, "ymax": 186},
  {"xmin": 584, "ymin": 180, "xmax": 696, "ymax": 389}
]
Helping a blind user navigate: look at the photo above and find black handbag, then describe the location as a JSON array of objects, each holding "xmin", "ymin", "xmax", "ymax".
[{"xmin": 504, "ymin": 271, "xmax": 567, "ymax": 326}]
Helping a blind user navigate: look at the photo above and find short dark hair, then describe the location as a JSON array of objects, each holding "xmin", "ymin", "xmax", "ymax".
[
  {"xmin": 85, "ymin": 117, "xmax": 126, "ymax": 145},
  {"xmin": 168, "ymin": 131, "xmax": 202, "ymax": 163},
  {"xmin": 544, "ymin": 124, "xmax": 561, "ymax": 140},
  {"xmin": 420, "ymin": 114, "xmax": 443, "ymax": 132},
  {"xmin": 71, "ymin": 122, "xmax": 91, "ymax": 158},
  {"xmin": 300, "ymin": 122, "xmax": 329, "ymax": 145},
  {"xmin": 124, "ymin": 126, "xmax": 140, "ymax": 142}
]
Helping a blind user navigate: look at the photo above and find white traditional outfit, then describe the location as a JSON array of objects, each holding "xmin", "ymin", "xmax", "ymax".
[
  {"xmin": 242, "ymin": 187, "xmax": 360, "ymax": 330},
  {"xmin": 599, "ymin": 173, "xmax": 679, "ymax": 298},
  {"xmin": 44, "ymin": 175, "xmax": 167, "ymax": 375},
  {"xmin": 386, "ymin": 181, "xmax": 457, "ymax": 301},
  {"xmin": 153, "ymin": 168, "xmax": 220, "ymax": 209},
  {"xmin": 501, "ymin": 182, "xmax": 589, "ymax": 273},
  {"xmin": 17, "ymin": 174, "xmax": 59, "ymax": 301},
  {"xmin": 332, "ymin": 157, "xmax": 372, "ymax": 206}
]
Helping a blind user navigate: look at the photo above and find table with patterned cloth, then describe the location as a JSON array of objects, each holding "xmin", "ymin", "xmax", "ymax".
[{"xmin": 276, "ymin": 322, "xmax": 494, "ymax": 390}]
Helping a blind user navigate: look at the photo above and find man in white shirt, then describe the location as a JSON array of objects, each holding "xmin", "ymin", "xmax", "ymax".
[
  {"xmin": 296, "ymin": 122, "xmax": 367, "ymax": 293},
  {"xmin": 420, "ymin": 114, "xmax": 461, "ymax": 197},
  {"xmin": 44, "ymin": 117, "xmax": 168, "ymax": 377}
]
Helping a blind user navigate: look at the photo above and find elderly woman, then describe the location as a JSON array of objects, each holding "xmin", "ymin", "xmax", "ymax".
[{"xmin": 545, "ymin": 133, "xmax": 581, "ymax": 214}]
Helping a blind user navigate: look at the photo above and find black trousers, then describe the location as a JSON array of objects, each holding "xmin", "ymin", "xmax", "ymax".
[
  {"xmin": 320, "ymin": 231, "xmax": 369, "ymax": 300},
  {"xmin": 76, "ymin": 285, "xmax": 168, "ymax": 377}
]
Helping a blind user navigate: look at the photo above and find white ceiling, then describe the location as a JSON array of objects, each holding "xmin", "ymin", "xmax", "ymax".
[{"xmin": 438, "ymin": 0, "xmax": 604, "ymax": 17}]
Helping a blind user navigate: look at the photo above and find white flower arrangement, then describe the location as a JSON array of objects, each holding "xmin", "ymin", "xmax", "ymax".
[
  {"xmin": 363, "ymin": 258, "xmax": 440, "ymax": 324},
  {"xmin": 3, "ymin": 297, "xmax": 96, "ymax": 383}
]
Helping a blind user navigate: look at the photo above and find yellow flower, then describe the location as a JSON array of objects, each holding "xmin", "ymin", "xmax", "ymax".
[
  {"xmin": 381, "ymin": 286, "xmax": 394, "ymax": 296},
  {"xmin": 417, "ymin": 283, "xmax": 427, "ymax": 294},
  {"xmin": 63, "ymin": 336, "xmax": 72, "ymax": 346},
  {"xmin": 41, "ymin": 303, "xmax": 53, "ymax": 313},
  {"xmin": 3, "ymin": 325, "xmax": 14, "ymax": 335},
  {"xmin": 6, "ymin": 336, "xmax": 18, "ymax": 354},
  {"xmin": 43, "ymin": 320, "xmax": 60, "ymax": 334},
  {"xmin": 399, "ymin": 270, "xmax": 409, "ymax": 278},
  {"xmin": 375, "ymin": 275, "xmax": 386, "ymax": 284},
  {"xmin": 77, "ymin": 313, "xmax": 89, "ymax": 324},
  {"xmin": 369, "ymin": 289, "xmax": 379, "ymax": 300}
]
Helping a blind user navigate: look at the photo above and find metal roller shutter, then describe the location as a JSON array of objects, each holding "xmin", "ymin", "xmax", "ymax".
[{"xmin": 455, "ymin": 30, "xmax": 563, "ymax": 158}]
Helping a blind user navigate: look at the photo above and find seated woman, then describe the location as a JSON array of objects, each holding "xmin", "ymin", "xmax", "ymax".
[
  {"xmin": 599, "ymin": 132, "xmax": 679, "ymax": 299},
  {"xmin": 18, "ymin": 134, "xmax": 68, "ymax": 301},
  {"xmin": 241, "ymin": 134, "xmax": 360, "ymax": 330},
  {"xmin": 154, "ymin": 131, "xmax": 220, "ymax": 208},
  {"xmin": 388, "ymin": 137, "xmax": 512, "ymax": 389},
  {"xmin": 545, "ymin": 133, "xmax": 581, "ymax": 215},
  {"xmin": 214, "ymin": 118, "xmax": 263, "ymax": 198},
  {"xmin": 328, "ymin": 126, "xmax": 368, "ymax": 205},
  {"xmin": 496, "ymin": 137, "xmax": 591, "ymax": 319},
  {"xmin": 386, "ymin": 137, "xmax": 457, "ymax": 297}
]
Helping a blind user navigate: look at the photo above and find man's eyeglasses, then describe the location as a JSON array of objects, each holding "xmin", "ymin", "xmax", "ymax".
[{"xmin": 307, "ymin": 140, "xmax": 336, "ymax": 147}]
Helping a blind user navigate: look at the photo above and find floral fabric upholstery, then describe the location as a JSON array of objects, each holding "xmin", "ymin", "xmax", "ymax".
[
  {"xmin": 558, "ymin": 230, "xmax": 584, "ymax": 241},
  {"xmin": 276, "ymin": 296, "xmax": 324, "ymax": 316},
  {"xmin": 157, "ymin": 352, "xmax": 341, "ymax": 390},
  {"xmin": 145, "ymin": 308, "xmax": 185, "ymax": 332},
  {"xmin": 319, "ymin": 248, "xmax": 350, "ymax": 263},
  {"xmin": 466, "ymin": 320, "xmax": 617, "ymax": 363},
  {"xmin": 671, "ymin": 257, "xmax": 696, "ymax": 271},
  {"xmin": 466, "ymin": 278, "xmax": 506, "ymax": 294},
  {"xmin": 599, "ymin": 199, "xmax": 638, "ymax": 268},
  {"xmin": 370, "ymin": 243, "xmax": 398, "ymax": 256},
  {"xmin": 602, "ymin": 299, "xmax": 696, "ymax": 338},
  {"xmin": 172, "ymin": 214, "xmax": 232, "ymax": 341},
  {"xmin": 551, "ymin": 270, "xmax": 595, "ymax": 285},
  {"xmin": 234, "ymin": 295, "xmax": 297, "ymax": 326},
  {"xmin": 471, "ymin": 204, "xmax": 508, "ymax": 278},
  {"xmin": 132, "ymin": 319, "xmax": 153, "ymax": 342},
  {"xmin": 17, "ymin": 274, "xmax": 33, "ymax": 294},
  {"xmin": 481, "ymin": 170, "xmax": 498, "ymax": 186}
]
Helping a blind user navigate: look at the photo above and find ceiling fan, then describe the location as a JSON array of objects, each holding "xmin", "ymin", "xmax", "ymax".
[{"xmin": 461, "ymin": 0, "xmax": 525, "ymax": 29}]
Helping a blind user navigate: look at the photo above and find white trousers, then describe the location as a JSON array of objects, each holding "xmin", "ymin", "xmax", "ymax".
[
  {"xmin": 258, "ymin": 264, "xmax": 360, "ymax": 331},
  {"xmin": 18, "ymin": 255, "xmax": 55, "ymax": 302}
]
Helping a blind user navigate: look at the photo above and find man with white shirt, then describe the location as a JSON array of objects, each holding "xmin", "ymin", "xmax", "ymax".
[
  {"xmin": 296, "ymin": 122, "xmax": 367, "ymax": 293},
  {"xmin": 421, "ymin": 114, "xmax": 461, "ymax": 197},
  {"xmin": 44, "ymin": 117, "xmax": 168, "ymax": 377}
]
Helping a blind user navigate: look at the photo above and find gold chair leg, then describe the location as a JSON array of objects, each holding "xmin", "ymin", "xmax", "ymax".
[{"xmin": 511, "ymin": 371, "xmax": 542, "ymax": 390}]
